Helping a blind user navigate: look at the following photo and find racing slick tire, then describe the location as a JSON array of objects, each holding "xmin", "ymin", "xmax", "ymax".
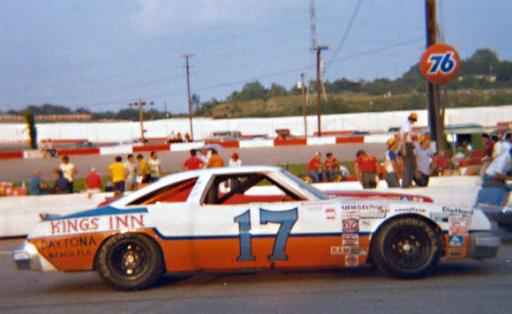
[
  {"xmin": 371, "ymin": 217, "xmax": 441, "ymax": 278},
  {"xmin": 97, "ymin": 233, "xmax": 164, "ymax": 290}
]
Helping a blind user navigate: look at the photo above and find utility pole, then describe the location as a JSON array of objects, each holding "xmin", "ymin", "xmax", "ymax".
[
  {"xmin": 425, "ymin": 0, "xmax": 444, "ymax": 151},
  {"xmin": 300, "ymin": 73, "xmax": 308, "ymax": 137},
  {"xmin": 129, "ymin": 99, "xmax": 153, "ymax": 143},
  {"xmin": 314, "ymin": 45, "xmax": 328, "ymax": 137},
  {"xmin": 183, "ymin": 54, "xmax": 194, "ymax": 141}
]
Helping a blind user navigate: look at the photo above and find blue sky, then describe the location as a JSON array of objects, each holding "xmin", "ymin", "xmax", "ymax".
[{"xmin": 1, "ymin": 0, "xmax": 511, "ymax": 113}]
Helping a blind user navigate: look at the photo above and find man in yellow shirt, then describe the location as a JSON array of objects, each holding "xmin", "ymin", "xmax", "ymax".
[
  {"xmin": 108, "ymin": 156, "xmax": 127, "ymax": 193},
  {"xmin": 137, "ymin": 154, "xmax": 150, "ymax": 183}
]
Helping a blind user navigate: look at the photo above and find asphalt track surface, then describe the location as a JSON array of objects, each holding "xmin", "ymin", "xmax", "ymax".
[
  {"xmin": 0, "ymin": 143, "xmax": 386, "ymax": 182},
  {"xmin": 1, "ymin": 237, "xmax": 512, "ymax": 314}
]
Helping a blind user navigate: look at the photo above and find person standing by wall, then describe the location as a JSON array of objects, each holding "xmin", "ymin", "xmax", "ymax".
[
  {"xmin": 413, "ymin": 136, "xmax": 435, "ymax": 187},
  {"xmin": 199, "ymin": 148, "xmax": 209, "ymax": 168},
  {"xmin": 228, "ymin": 152, "xmax": 242, "ymax": 167},
  {"xmin": 29, "ymin": 170, "xmax": 42, "ymax": 195},
  {"xmin": 59, "ymin": 155, "xmax": 77, "ymax": 193},
  {"xmin": 53, "ymin": 169, "xmax": 70, "ymax": 194},
  {"xmin": 136, "ymin": 154, "xmax": 150, "ymax": 184},
  {"xmin": 148, "ymin": 151, "xmax": 162, "ymax": 182},
  {"xmin": 124, "ymin": 154, "xmax": 137, "ymax": 191},
  {"xmin": 207, "ymin": 149, "xmax": 225, "ymax": 168},
  {"xmin": 355, "ymin": 150, "xmax": 379, "ymax": 189},
  {"xmin": 108, "ymin": 156, "xmax": 127, "ymax": 193},
  {"xmin": 183, "ymin": 149, "xmax": 204, "ymax": 170},
  {"xmin": 85, "ymin": 167, "xmax": 102, "ymax": 198},
  {"xmin": 384, "ymin": 139, "xmax": 401, "ymax": 188},
  {"xmin": 400, "ymin": 112, "xmax": 418, "ymax": 188}
]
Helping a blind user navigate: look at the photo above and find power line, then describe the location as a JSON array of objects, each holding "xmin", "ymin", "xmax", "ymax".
[{"xmin": 325, "ymin": 0, "xmax": 363, "ymax": 73}]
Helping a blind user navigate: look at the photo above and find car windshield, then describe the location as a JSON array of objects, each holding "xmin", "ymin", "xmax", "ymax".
[{"xmin": 279, "ymin": 169, "xmax": 328, "ymax": 200}]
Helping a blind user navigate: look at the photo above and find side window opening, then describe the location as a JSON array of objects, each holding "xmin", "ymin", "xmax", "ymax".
[
  {"xmin": 202, "ymin": 173, "xmax": 304, "ymax": 205},
  {"xmin": 128, "ymin": 178, "xmax": 198, "ymax": 205}
]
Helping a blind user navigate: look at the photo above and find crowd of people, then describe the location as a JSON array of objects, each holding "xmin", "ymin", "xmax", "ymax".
[{"xmin": 306, "ymin": 152, "xmax": 352, "ymax": 183}]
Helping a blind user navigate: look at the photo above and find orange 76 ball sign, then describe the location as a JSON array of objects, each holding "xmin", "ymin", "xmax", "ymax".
[{"xmin": 420, "ymin": 44, "xmax": 461, "ymax": 84}]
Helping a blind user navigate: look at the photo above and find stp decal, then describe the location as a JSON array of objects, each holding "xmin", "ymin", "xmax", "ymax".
[{"xmin": 420, "ymin": 44, "xmax": 461, "ymax": 84}]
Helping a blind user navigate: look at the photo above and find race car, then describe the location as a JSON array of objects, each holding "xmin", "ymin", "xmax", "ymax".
[{"xmin": 13, "ymin": 166, "xmax": 499, "ymax": 290}]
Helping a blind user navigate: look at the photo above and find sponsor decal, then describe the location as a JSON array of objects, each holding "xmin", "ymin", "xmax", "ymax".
[
  {"xmin": 325, "ymin": 208, "xmax": 336, "ymax": 220},
  {"xmin": 50, "ymin": 214, "xmax": 145, "ymax": 235},
  {"xmin": 342, "ymin": 218, "xmax": 359, "ymax": 233},
  {"xmin": 345, "ymin": 254, "xmax": 359, "ymax": 267},
  {"xmin": 342, "ymin": 233, "xmax": 359, "ymax": 247},
  {"xmin": 40, "ymin": 236, "xmax": 97, "ymax": 259},
  {"xmin": 449, "ymin": 235, "xmax": 464, "ymax": 248},
  {"xmin": 442, "ymin": 206, "xmax": 473, "ymax": 217},
  {"xmin": 330, "ymin": 246, "xmax": 344, "ymax": 256},
  {"xmin": 341, "ymin": 203, "xmax": 388, "ymax": 218},
  {"xmin": 430, "ymin": 212, "xmax": 449, "ymax": 223},
  {"xmin": 395, "ymin": 207, "xmax": 426, "ymax": 214},
  {"xmin": 449, "ymin": 216, "xmax": 471, "ymax": 235}
]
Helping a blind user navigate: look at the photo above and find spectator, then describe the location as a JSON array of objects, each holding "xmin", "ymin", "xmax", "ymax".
[
  {"xmin": 185, "ymin": 133, "xmax": 192, "ymax": 142},
  {"xmin": 324, "ymin": 152, "xmax": 338, "ymax": 182},
  {"xmin": 384, "ymin": 138, "xmax": 401, "ymax": 188},
  {"xmin": 148, "ymin": 151, "xmax": 162, "ymax": 182},
  {"xmin": 199, "ymin": 148, "xmax": 209, "ymax": 168},
  {"xmin": 400, "ymin": 112, "xmax": 418, "ymax": 188},
  {"xmin": 431, "ymin": 150, "xmax": 450, "ymax": 176},
  {"xmin": 176, "ymin": 132, "xmax": 183, "ymax": 143},
  {"xmin": 29, "ymin": 170, "xmax": 42, "ymax": 195},
  {"xmin": 85, "ymin": 167, "xmax": 102, "ymax": 198},
  {"xmin": 482, "ymin": 133, "xmax": 494, "ymax": 161},
  {"xmin": 207, "ymin": 149, "xmax": 225, "ymax": 168},
  {"xmin": 53, "ymin": 169, "xmax": 70, "ymax": 194},
  {"xmin": 307, "ymin": 152, "xmax": 323, "ymax": 183},
  {"xmin": 183, "ymin": 149, "xmax": 204, "ymax": 170},
  {"xmin": 339, "ymin": 165, "xmax": 351, "ymax": 180},
  {"xmin": 355, "ymin": 150, "xmax": 379, "ymax": 189},
  {"xmin": 493, "ymin": 132, "xmax": 512, "ymax": 158},
  {"xmin": 136, "ymin": 154, "xmax": 150, "ymax": 183},
  {"xmin": 229, "ymin": 152, "xmax": 242, "ymax": 167},
  {"xmin": 413, "ymin": 136, "xmax": 435, "ymax": 187},
  {"xmin": 125, "ymin": 154, "xmax": 137, "ymax": 191},
  {"xmin": 59, "ymin": 155, "xmax": 77, "ymax": 193},
  {"xmin": 108, "ymin": 156, "xmax": 127, "ymax": 193},
  {"xmin": 478, "ymin": 148, "xmax": 512, "ymax": 206}
]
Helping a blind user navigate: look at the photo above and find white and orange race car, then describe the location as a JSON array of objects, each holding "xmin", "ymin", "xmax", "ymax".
[{"xmin": 13, "ymin": 166, "xmax": 499, "ymax": 290}]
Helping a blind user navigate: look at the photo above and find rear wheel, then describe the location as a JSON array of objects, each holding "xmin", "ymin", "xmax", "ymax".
[
  {"xmin": 372, "ymin": 217, "xmax": 441, "ymax": 278},
  {"xmin": 97, "ymin": 233, "xmax": 163, "ymax": 290}
]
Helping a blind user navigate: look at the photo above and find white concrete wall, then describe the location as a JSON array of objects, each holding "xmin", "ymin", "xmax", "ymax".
[{"xmin": 0, "ymin": 106, "xmax": 510, "ymax": 144}]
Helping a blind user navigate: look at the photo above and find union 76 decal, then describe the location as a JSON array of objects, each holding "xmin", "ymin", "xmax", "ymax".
[
  {"xmin": 420, "ymin": 43, "xmax": 461, "ymax": 84},
  {"xmin": 234, "ymin": 208, "xmax": 298, "ymax": 262}
]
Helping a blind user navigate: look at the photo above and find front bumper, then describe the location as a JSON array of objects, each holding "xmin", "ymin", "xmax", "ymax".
[
  {"xmin": 12, "ymin": 241, "xmax": 56, "ymax": 272},
  {"xmin": 468, "ymin": 233, "xmax": 500, "ymax": 259}
]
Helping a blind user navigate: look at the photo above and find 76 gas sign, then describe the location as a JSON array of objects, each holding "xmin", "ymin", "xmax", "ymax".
[{"xmin": 420, "ymin": 44, "xmax": 461, "ymax": 84}]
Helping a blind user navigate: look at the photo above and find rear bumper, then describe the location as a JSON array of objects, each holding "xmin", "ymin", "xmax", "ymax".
[
  {"xmin": 12, "ymin": 241, "xmax": 56, "ymax": 272},
  {"xmin": 468, "ymin": 233, "xmax": 500, "ymax": 259}
]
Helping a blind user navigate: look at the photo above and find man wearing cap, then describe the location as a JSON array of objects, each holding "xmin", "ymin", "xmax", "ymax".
[
  {"xmin": 384, "ymin": 138, "xmax": 401, "ymax": 187},
  {"xmin": 477, "ymin": 148, "xmax": 512, "ymax": 206},
  {"xmin": 307, "ymin": 152, "xmax": 323, "ymax": 183},
  {"xmin": 400, "ymin": 112, "xmax": 418, "ymax": 188}
]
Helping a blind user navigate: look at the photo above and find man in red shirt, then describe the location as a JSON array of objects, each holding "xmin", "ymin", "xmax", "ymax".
[
  {"xmin": 307, "ymin": 152, "xmax": 323, "ymax": 183},
  {"xmin": 183, "ymin": 149, "xmax": 204, "ymax": 170},
  {"xmin": 324, "ymin": 152, "xmax": 339, "ymax": 182},
  {"xmin": 355, "ymin": 150, "xmax": 379, "ymax": 189},
  {"xmin": 85, "ymin": 167, "xmax": 102, "ymax": 198}
]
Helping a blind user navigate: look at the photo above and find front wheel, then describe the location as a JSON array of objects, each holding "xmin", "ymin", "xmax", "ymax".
[
  {"xmin": 97, "ymin": 233, "xmax": 164, "ymax": 290},
  {"xmin": 371, "ymin": 217, "xmax": 441, "ymax": 278}
]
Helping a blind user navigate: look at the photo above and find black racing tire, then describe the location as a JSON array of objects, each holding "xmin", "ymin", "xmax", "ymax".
[
  {"xmin": 96, "ymin": 233, "xmax": 164, "ymax": 291},
  {"xmin": 371, "ymin": 217, "xmax": 441, "ymax": 278}
]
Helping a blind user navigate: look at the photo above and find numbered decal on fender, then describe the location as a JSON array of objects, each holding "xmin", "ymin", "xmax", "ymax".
[{"xmin": 234, "ymin": 208, "xmax": 298, "ymax": 262}]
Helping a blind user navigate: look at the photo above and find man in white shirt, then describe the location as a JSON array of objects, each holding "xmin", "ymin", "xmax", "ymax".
[
  {"xmin": 477, "ymin": 148, "xmax": 512, "ymax": 206},
  {"xmin": 493, "ymin": 132, "xmax": 511, "ymax": 158},
  {"xmin": 124, "ymin": 154, "xmax": 138, "ymax": 191},
  {"xmin": 59, "ymin": 155, "xmax": 77, "ymax": 193},
  {"xmin": 399, "ymin": 112, "xmax": 418, "ymax": 188},
  {"xmin": 148, "ymin": 151, "xmax": 162, "ymax": 182}
]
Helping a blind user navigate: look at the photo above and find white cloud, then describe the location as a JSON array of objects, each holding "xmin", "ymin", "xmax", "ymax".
[{"xmin": 131, "ymin": 0, "xmax": 295, "ymax": 37}]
